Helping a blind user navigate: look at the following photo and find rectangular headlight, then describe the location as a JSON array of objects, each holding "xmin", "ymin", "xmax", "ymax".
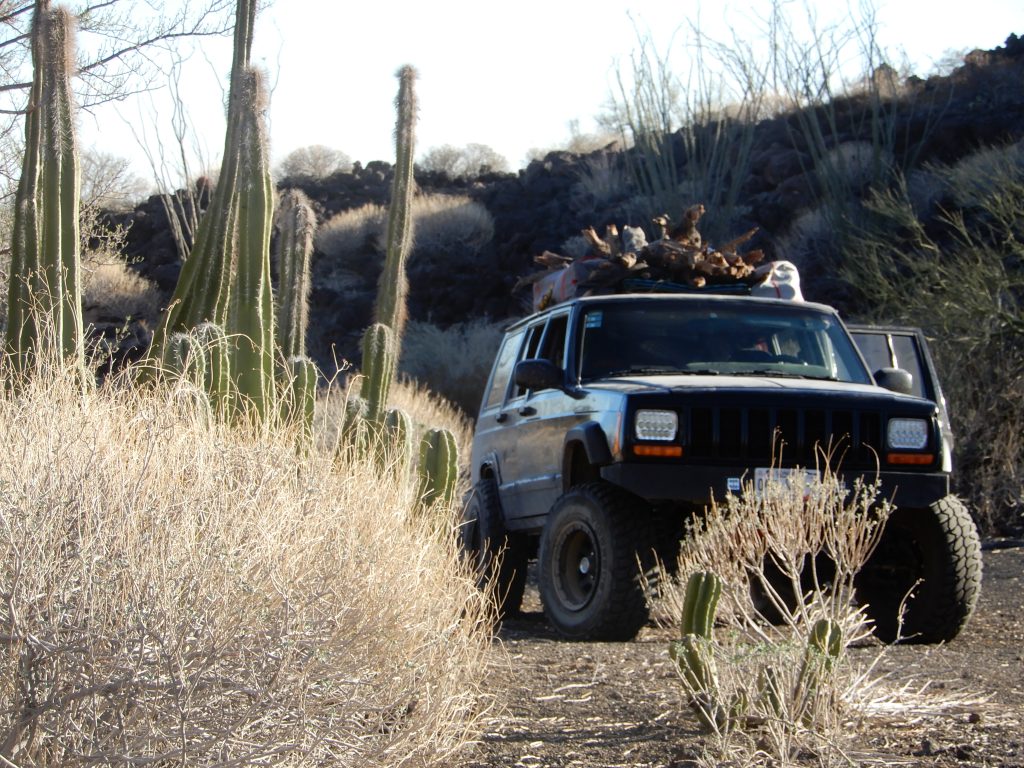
[
  {"xmin": 635, "ymin": 409, "xmax": 678, "ymax": 441},
  {"xmin": 887, "ymin": 418, "xmax": 929, "ymax": 450}
]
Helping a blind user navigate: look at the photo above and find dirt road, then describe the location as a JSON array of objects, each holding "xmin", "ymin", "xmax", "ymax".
[{"xmin": 464, "ymin": 544, "xmax": 1024, "ymax": 767}]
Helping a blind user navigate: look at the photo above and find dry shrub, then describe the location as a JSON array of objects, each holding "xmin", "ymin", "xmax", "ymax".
[
  {"xmin": 81, "ymin": 248, "xmax": 161, "ymax": 322},
  {"xmin": 659, "ymin": 467, "xmax": 891, "ymax": 765},
  {"xmin": 0, "ymin": 368, "xmax": 490, "ymax": 766},
  {"xmin": 399, "ymin": 318, "xmax": 508, "ymax": 417},
  {"xmin": 314, "ymin": 202, "xmax": 387, "ymax": 265},
  {"xmin": 316, "ymin": 194, "xmax": 494, "ymax": 265}
]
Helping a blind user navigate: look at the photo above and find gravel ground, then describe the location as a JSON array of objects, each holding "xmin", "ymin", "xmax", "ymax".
[{"xmin": 462, "ymin": 543, "xmax": 1024, "ymax": 767}]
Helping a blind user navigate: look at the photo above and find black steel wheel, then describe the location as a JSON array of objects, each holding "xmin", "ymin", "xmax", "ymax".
[
  {"xmin": 856, "ymin": 496, "xmax": 982, "ymax": 644},
  {"xmin": 538, "ymin": 482, "xmax": 655, "ymax": 640},
  {"xmin": 461, "ymin": 477, "xmax": 528, "ymax": 618}
]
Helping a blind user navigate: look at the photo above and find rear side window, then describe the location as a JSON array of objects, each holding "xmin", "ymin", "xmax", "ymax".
[{"xmin": 482, "ymin": 330, "xmax": 524, "ymax": 411}]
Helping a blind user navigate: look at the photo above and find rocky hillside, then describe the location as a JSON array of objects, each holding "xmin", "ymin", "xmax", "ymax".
[{"xmin": 106, "ymin": 33, "xmax": 1024, "ymax": 372}]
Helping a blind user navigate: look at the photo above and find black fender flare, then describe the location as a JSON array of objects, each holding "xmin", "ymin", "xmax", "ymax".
[{"xmin": 562, "ymin": 422, "xmax": 613, "ymax": 480}]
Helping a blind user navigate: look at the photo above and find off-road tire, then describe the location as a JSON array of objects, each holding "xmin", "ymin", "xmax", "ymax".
[
  {"xmin": 461, "ymin": 477, "xmax": 529, "ymax": 618},
  {"xmin": 856, "ymin": 495, "xmax": 982, "ymax": 644},
  {"xmin": 538, "ymin": 482, "xmax": 655, "ymax": 640}
]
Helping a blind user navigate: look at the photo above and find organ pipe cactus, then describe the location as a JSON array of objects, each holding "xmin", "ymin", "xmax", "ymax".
[
  {"xmin": 167, "ymin": 331, "xmax": 206, "ymax": 386},
  {"xmin": 383, "ymin": 407, "xmax": 414, "ymax": 469},
  {"xmin": 669, "ymin": 571, "xmax": 726, "ymax": 731},
  {"xmin": 227, "ymin": 65, "xmax": 276, "ymax": 421},
  {"xmin": 360, "ymin": 322, "xmax": 395, "ymax": 424},
  {"xmin": 5, "ymin": 3, "xmax": 84, "ymax": 380},
  {"xmin": 274, "ymin": 189, "xmax": 316, "ymax": 360},
  {"xmin": 283, "ymin": 355, "xmax": 318, "ymax": 448},
  {"xmin": 374, "ymin": 66, "xmax": 417, "ymax": 342},
  {"xmin": 795, "ymin": 618, "xmax": 844, "ymax": 723},
  {"xmin": 417, "ymin": 427, "xmax": 459, "ymax": 509}
]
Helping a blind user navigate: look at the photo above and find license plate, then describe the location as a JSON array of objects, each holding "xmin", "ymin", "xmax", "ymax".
[{"xmin": 753, "ymin": 468, "xmax": 820, "ymax": 498}]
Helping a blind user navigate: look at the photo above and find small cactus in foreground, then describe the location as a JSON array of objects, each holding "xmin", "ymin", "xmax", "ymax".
[
  {"xmin": 283, "ymin": 355, "xmax": 318, "ymax": 447},
  {"xmin": 670, "ymin": 571, "xmax": 726, "ymax": 731},
  {"xmin": 795, "ymin": 618, "xmax": 844, "ymax": 723},
  {"xmin": 417, "ymin": 427, "xmax": 459, "ymax": 509}
]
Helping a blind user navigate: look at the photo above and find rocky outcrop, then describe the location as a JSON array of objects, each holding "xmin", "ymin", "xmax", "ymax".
[{"xmin": 105, "ymin": 34, "xmax": 1024, "ymax": 373}]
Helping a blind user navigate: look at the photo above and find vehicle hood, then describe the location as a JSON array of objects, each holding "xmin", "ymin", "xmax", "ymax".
[{"xmin": 587, "ymin": 374, "xmax": 930, "ymax": 405}]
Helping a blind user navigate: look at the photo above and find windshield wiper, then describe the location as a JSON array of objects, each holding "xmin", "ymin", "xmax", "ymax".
[{"xmin": 738, "ymin": 368, "xmax": 839, "ymax": 381}]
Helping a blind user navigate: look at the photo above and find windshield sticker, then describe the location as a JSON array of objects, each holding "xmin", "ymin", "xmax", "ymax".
[{"xmin": 585, "ymin": 312, "xmax": 603, "ymax": 329}]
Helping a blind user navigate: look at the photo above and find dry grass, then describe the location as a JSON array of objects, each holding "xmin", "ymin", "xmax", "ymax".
[
  {"xmin": 0, "ymin": 368, "xmax": 491, "ymax": 766},
  {"xmin": 81, "ymin": 249, "xmax": 162, "ymax": 322}
]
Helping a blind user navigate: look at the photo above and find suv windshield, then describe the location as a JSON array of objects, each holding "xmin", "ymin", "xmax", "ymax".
[{"xmin": 577, "ymin": 301, "xmax": 871, "ymax": 384}]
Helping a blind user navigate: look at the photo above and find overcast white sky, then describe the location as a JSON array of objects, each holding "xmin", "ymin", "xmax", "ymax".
[{"xmin": 78, "ymin": 0, "xmax": 1024, "ymax": 181}]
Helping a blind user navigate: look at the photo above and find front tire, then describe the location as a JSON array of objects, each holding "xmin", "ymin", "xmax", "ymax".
[
  {"xmin": 856, "ymin": 496, "xmax": 982, "ymax": 644},
  {"xmin": 461, "ymin": 477, "xmax": 529, "ymax": 618},
  {"xmin": 538, "ymin": 482, "xmax": 654, "ymax": 640}
]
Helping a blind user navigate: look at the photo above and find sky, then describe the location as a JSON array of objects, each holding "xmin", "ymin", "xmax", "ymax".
[{"xmin": 77, "ymin": 0, "xmax": 1024, "ymax": 183}]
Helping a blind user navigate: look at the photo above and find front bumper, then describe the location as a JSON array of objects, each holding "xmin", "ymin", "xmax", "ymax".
[{"xmin": 600, "ymin": 462, "xmax": 949, "ymax": 509}]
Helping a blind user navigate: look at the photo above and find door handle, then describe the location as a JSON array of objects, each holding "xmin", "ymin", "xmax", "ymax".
[
  {"xmin": 495, "ymin": 412, "xmax": 508, "ymax": 423},
  {"xmin": 518, "ymin": 406, "xmax": 537, "ymax": 417}
]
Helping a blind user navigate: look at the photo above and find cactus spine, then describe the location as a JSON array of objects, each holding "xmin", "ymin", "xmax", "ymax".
[
  {"xmin": 374, "ymin": 66, "xmax": 417, "ymax": 343},
  {"xmin": 417, "ymin": 427, "xmax": 459, "ymax": 509},
  {"xmin": 5, "ymin": 3, "xmax": 84, "ymax": 379},
  {"xmin": 274, "ymin": 189, "xmax": 315, "ymax": 360}
]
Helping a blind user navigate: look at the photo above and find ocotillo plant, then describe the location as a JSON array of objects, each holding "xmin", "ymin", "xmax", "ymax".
[
  {"xmin": 374, "ymin": 65, "xmax": 417, "ymax": 343},
  {"xmin": 273, "ymin": 189, "xmax": 316, "ymax": 360},
  {"xmin": 417, "ymin": 427, "xmax": 459, "ymax": 510},
  {"xmin": 5, "ymin": 3, "xmax": 84, "ymax": 380}
]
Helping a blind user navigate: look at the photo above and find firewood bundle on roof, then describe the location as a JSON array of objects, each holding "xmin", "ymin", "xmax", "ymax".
[{"xmin": 515, "ymin": 204, "xmax": 773, "ymax": 311}]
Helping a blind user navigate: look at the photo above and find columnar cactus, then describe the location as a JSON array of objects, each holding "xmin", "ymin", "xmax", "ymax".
[
  {"xmin": 795, "ymin": 618, "xmax": 844, "ymax": 723},
  {"xmin": 167, "ymin": 331, "xmax": 206, "ymax": 385},
  {"xmin": 374, "ymin": 66, "xmax": 418, "ymax": 342},
  {"xmin": 227, "ymin": 66, "xmax": 276, "ymax": 421},
  {"xmin": 669, "ymin": 571, "xmax": 726, "ymax": 731},
  {"xmin": 5, "ymin": 3, "xmax": 84, "ymax": 379},
  {"xmin": 417, "ymin": 427, "xmax": 459, "ymax": 509},
  {"xmin": 195, "ymin": 322, "xmax": 231, "ymax": 412},
  {"xmin": 383, "ymin": 407, "xmax": 414, "ymax": 469},
  {"xmin": 283, "ymin": 355, "xmax": 318, "ymax": 448},
  {"xmin": 274, "ymin": 189, "xmax": 316, "ymax": 360},
  {"xmin": 360, "ymin": 322, "xmax": 396, "ymax": 423}
]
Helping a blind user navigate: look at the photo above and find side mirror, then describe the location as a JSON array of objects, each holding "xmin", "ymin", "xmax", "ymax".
[
  {"xmin": 514, "ymin": 358, "xmax": 564, "ymax": 392},
  {"xmin": 874, "ymin": 367, "xmax": 913, "ymax": 396}
]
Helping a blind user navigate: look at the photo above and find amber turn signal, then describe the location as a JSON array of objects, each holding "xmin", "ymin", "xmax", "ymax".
[
  {"xmin": 886, "ymin": 452, "xmax": 935, "ymax": 465},
  {"xmin": 633, "ymin": 445, "xmax": 683, "ymax": 458}
]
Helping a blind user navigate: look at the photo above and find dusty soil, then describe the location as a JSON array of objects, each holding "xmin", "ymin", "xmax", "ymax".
[{"xmin": 463, "ymin": 543, "xmax": 1024, "ymax": 767}]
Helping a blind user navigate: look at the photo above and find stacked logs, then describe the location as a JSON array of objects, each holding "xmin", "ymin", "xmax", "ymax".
[{"xmin": 515, "ymin": 204, "xmax": 768, "ymax": 310}]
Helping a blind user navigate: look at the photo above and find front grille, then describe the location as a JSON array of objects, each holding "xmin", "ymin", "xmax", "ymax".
[{"xmin": 686, "ymin": 406, "xmax": 884, "ymax": 469}]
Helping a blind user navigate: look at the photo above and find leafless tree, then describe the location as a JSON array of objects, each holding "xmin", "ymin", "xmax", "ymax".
[
  {"xmin": 418, "ymin": 142, "xmax": 509, "ymax": 178},
  {"xmin": 276, "ymin": 144, "xmax": 352, "ymax": 180}
]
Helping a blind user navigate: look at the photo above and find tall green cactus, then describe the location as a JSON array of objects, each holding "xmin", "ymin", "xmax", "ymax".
[
  {"xmin": 283, "ymin": 355, "xmax": 318, "ymax": 448},
  {"xmin": 374, "ymin": 65, "xmax": 417, "ymax": 343},
  {"xmin": 274, "ymin": 189, "xmax": 316, "ymax": 360},
  {"xmin": 360, "ymin": 322, "xmax": 395, "ymax": 423},
  {"xmin": 227, "ymin": 66, "xmax": 276, "ymax": 421},
  {"xmin": 5, "ymin": 2, "xmax": 84, "ymax": 380},
  {"xmin": 669, "ymin": 571, "xmax": 727, "ymax": 732},
  {"xmin": 417, "ymin": 427, "xmax": 459, "ymax": 509},
  {"xmin": 147, "ymin": 0, "xmax": 278, "ymax": 423}
]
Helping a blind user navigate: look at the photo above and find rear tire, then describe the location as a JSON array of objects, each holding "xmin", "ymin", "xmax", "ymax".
[
  {"xmin": 461, "ymin": 477, "xmax": 528, "ymax": 618},
  {"xmin": 538, "ymin": 482, "xmax": 655, "ymax": 640},
  {"xmin": 856, "ymin": 496, "xmax": 982, "ymax": 644}
]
